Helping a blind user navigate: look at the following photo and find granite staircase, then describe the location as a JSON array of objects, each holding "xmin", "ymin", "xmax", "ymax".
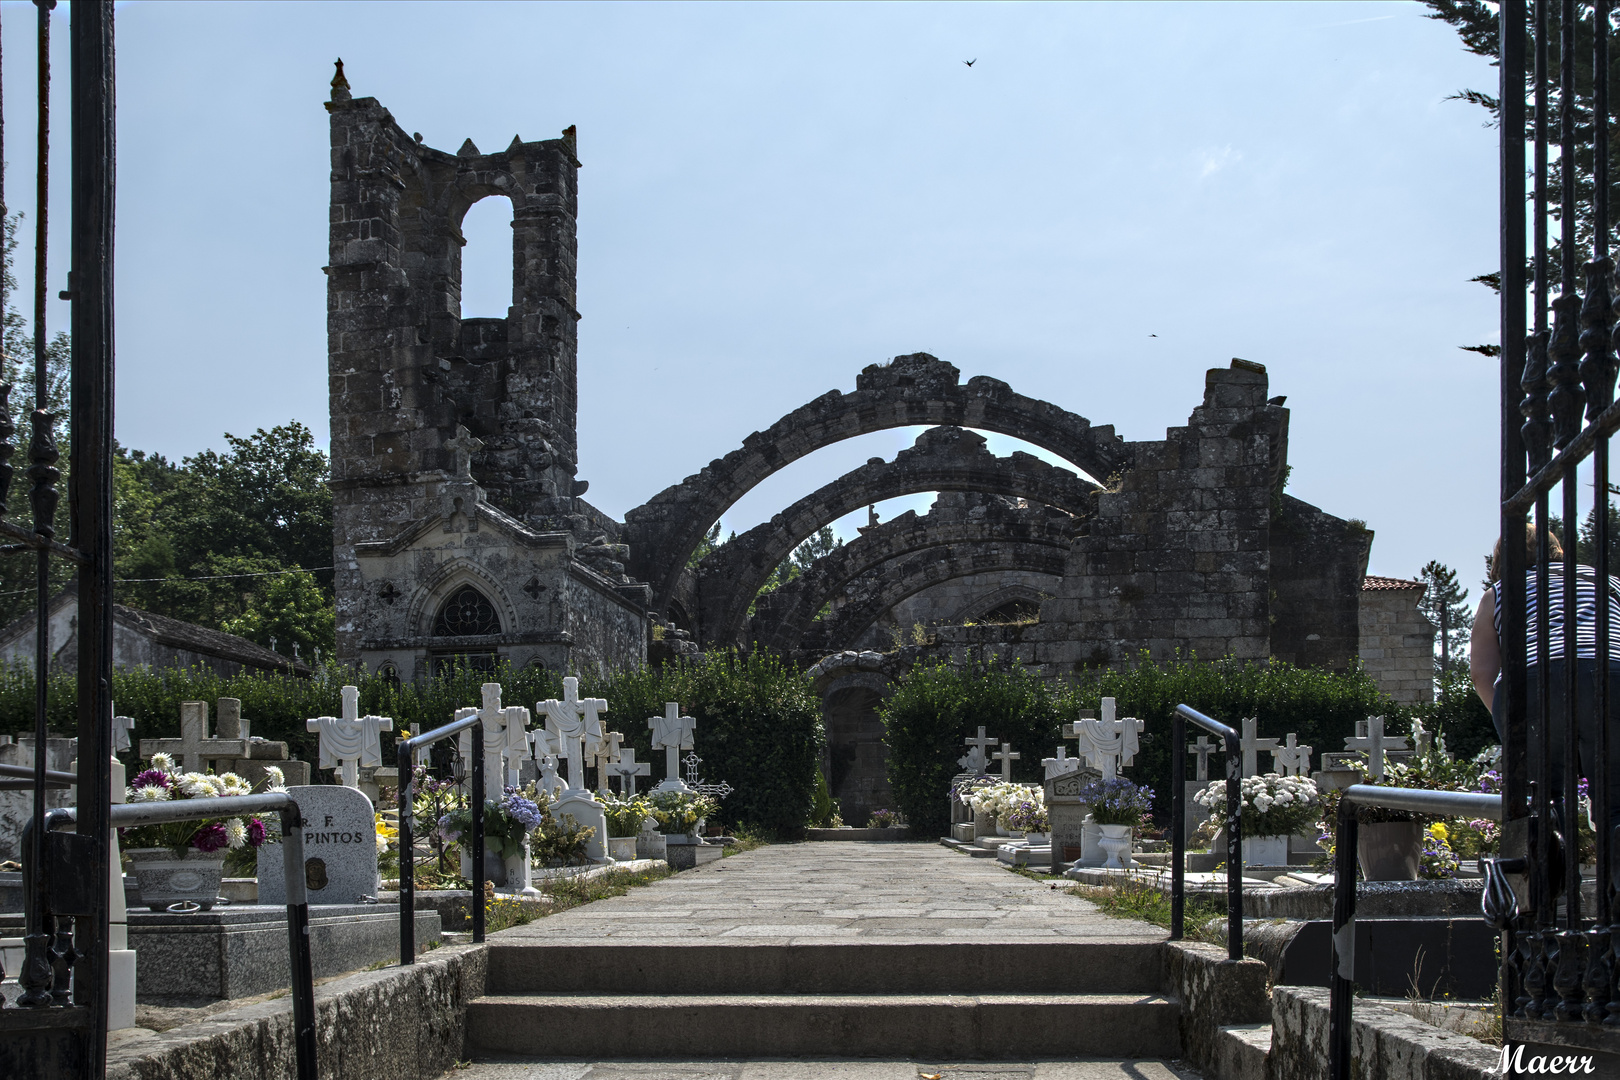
[{"xmin": 465, "ymin": 940, "xmax": 1182, "ymax": 1059}]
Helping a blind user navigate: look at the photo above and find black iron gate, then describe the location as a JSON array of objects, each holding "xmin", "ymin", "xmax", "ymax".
[
  {"xmin": 0, "ymin": 1, "xmax": 118, "ymax": 1077},
  {"xmin": 1496, "ymin": 0, "xmax": 1620, "ymax": 1065}
]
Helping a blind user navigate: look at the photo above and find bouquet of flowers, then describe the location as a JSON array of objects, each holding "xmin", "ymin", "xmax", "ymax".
[
  {"xmin": 648, "ymin": 789, "xmax": 719, "ymax": 835},
  {"xmin": 1197, "ymin": 773, "xmax": 1318, "ymax": 838},
  {"xmin": 598, "ymin": 793, "xmax": 655, "ymax": 839},
  {"xmin": 1421, "ymin": 822, "xmax": 1460, "ymax": 879},
  {"xmin": 1004, "ymin": 799, "xmax": 1049, "ymax": 834},
  {"xmin": 438, "ymin": 784, "xmax": 548, "ymax": 860},
  {"xmin": 1078, "ymin": 777, "xmax": 1154, "ymax": 827},
  {"xmin": 121, "ymin": 754, "xmax": 277, "ymax": 856},
  {"xmin": 868, "ymin": 808, "xmax": 904, "ymax": 829},
  {"xmin": 951, "ymin": 776, "xmax": 993, "ymax": 806},
  {"xmin": 967, "ymin": 781, "xmax": 1040, "ymax": 827}
]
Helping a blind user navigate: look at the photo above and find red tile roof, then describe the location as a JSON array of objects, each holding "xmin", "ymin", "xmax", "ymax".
[{"xmin": 1362, "ymin": 575, "xmax": 1424, "ymax": 592}]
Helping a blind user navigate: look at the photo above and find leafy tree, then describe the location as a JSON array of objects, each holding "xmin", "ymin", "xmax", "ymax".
[
  {"xmin": 220, "ymin": 569, "xmax": 335, "ymax": 658},
  {"xmin": 1419, "ymin": 560, "xmax": 1472, "ymax": 676},
  {"xmin": 687, "ymin": 520, "xmax": 727, "ymax": 568}
]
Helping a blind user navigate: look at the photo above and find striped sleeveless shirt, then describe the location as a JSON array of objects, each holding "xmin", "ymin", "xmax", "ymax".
[{"xmin": 1494, "ymin": 566, "xmax": 1620, "ymax": 662}]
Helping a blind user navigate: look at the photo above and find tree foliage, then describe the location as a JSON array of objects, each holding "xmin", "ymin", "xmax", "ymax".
[{"xmin": 1419, "ymin": 560, "xmax": 1473, "ymax": 677}]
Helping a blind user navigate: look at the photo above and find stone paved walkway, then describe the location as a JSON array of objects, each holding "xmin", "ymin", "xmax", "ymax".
[
  {"xmin": 450, "ymin": 1062, "xmax": 1199, "ymax": 1080},
  {"xmin": 498, "ymin": 841, "xmax": 1167, "ymax": 945}
]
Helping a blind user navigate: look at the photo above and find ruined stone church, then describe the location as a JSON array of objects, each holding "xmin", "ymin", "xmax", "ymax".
[{"xmin": 324, "ymin": 65, "xmax": 1432, "ymax": 774}]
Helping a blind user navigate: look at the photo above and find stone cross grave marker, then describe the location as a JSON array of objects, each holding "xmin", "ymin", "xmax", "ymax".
[
  {"xmin": 594, "ymin": 730, "xmax": 625, "ymax": 795},
  {"xmin": 1272, "ymin": 733, "xmax": 1313, "ymax": 777},
  {"xmin": 112, "ymin": 709, "xmax": 135, "ymax": 755},
  {"xmin": 959, "ymin": 726, "xmax": 997, "ymax": 774},
  {"xmin": 307, "ymin": 687, "xmax": 393, "ymax": 790},
  {"xmin": 444, "ymin": 424, "xmax": 483, "ymax": 480},
  {"xmin": 1240, "ymin": 718, "xmax": 1279, "ymax": 778},
  {"xmin": 540, "ymin": 677, "xmax": 608, "ymax": 794},
  {"xmin": 611, "ymin": 746, "xmax": 651, "ymax": 795},
  {"xmin": 1074, "ymin": 697, "xmax": 1143, "ymax": 782},
  {"xmin": 216, "ymin": 698, "xmax": 250, "ymax": 741},
  {"xmin": 140, "ymin": 701, "xmax": 247, "ymax": 773},
  {"xmin": 649, "ymin": 701, "xmax": 696, "ymax": 792},
  {"xmin": 407, "ymin": 724, "xmax": 431, "ymax": 768},
  {"xmin": 525, "ymin": 723, "xmax": 564, "ymax": 797},
  {"xmin": 992, "ymin": 742, "xmax": 1021, "ymax": 782},
  {"xmin": 456, "ymin": 682, "xmax": 530, "ymax": 789},
  {"xmin": 1343, "ymin": 716, "xmax": 1407, "ymax": 782},
  {"xmin": 258, "ymin": 784, "xmax": 379, "ymax": 905},
  {"xmin": 1042, "ymin": 745, "xmax": 1080, "ymax": 780},
  {"xmin": 1187, "ymin": 735, "xmax": 1216, "ymax": 782},
  {"xmin": 684, "ymin": 752, "xmax": 734, "ymax": 800}
]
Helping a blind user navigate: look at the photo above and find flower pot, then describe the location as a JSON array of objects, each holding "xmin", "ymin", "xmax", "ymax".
[
  {"xmin": 636, "ymin": 831, "xmax": 668, "ymax": 860},
  {"xmin": 1358, "ymin": 821, "xmax": 1423, "ymax": 882},
  {"xmin": 458, "ymin": 841, "xmax": 507, "ymax": 887},
  {"xmin": 607, "ymin": 836, "xmax": 638, "ymax": 862},
  {"xmin": 1025, "ymin": 832, "xmax": 1051, "ymax": 845},
  {"xmin": 1097, "ymin": 824, "xmax": 1134, "ymax": 870},
  {"xmin": 125, "ymin": 848, "xmax": 226, "ymax": 912},
  {"xmin": 995, "ymin": 822, "xmax": 1010, "ymax": 837},
  {"xmin": 1242, "ymin": 834, "xmax": 1290, "ymax": 868},
  {"xmin": 973, "ymin": 811, "xmax": 997, "ymax": 839}
]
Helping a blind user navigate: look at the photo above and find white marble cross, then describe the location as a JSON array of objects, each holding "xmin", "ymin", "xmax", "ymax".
[
  {"xmin": 307, "ymin": 687, "xmax": 393, "ymax": 789},
  {"xmin": 992, "ymin": 742, "xmax": 1021, "ymax": 782},
  {"xmin": 594, "ymin": 731, "xmax": 625, "ymax": 795},
  {"xmin": 1240, "ymin": 718, "xmax": 1279, "ymax": 778},
  {"xmin": 610, "ymin": 746, "xmax": 651, "ymax": 795},
  {"xmin": 1187, "ymin": 735, "xmax": 1216, "ymax": 782},
  {"xmin": 140, "ymin": 701, "xmax": 247, "ymax": 772},
  {"xmin": 407, "ymin": 724, "xmax": 431, "ymax": 768},
  {"xmin": 959, "ymin": 726, "xmax": 998, "ymax": 774},
  {"xmin": 648, "ymin": 701, "xmax": 696, "ymax": 792},
  {"xmin": 1272, "ymin": 733, "xmax": 1313, "ymax": 777},
  {"xmin": 540, "ymin": 677, "xmax": 608, "ymax": 794},
  {"xmin": 525, "ymin": 723, "xmax": 564, "ymax": 798},
  {"xmin": 1075, "ymin": 697, "xmax": 1143, "ymax": 782},
  {"xmin": 1042, "ymin": 745, "xmax": 1080, "ymax": 780},
  {"xmin": 455, "ymin": 683, "xmax": 532, "ymax": 789},
  {"xmin": 112, "ymin": 709, "xmax": 135, "ymax": 755},
  {"xmin": 1344, "ymin": 716, "xmax": 1407, "ymax": 782}
]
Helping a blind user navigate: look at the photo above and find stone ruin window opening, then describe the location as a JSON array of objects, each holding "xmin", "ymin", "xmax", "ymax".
[
  {"xmin": 432, "ymin": 652, "xmax": 499, "ymax": 677},
  {"xmin": 458, "ymin": 194, "xmax": 516, "ymax": 320},
  {"xmin": 377, "ymin": 661, "xmax": 401, "ymax": 688},
  {"xmin": 979, "ymin": 598, "xmax": 1041, "ymax": 624},
  {"xmin": 433, "ymin": 584, "xmax": 502, "ymax": 637}
]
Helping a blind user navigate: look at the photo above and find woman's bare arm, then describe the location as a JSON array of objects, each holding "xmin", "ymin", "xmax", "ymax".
[{"xmin": 1470, "ymin": 592, "xmax": 1500, "ymax": 708}]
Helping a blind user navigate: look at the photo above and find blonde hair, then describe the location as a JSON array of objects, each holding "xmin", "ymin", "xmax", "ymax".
[{"xmin": 1491, "ymin": 523, "xmax": 1564, "ymax": 581}]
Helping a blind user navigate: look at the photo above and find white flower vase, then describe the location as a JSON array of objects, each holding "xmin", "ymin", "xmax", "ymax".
[
  {"xmin": 1097, "ymin": 824, "xmax": 1134, "ymax": 870},
  {"xmin": 995, "ymin": 821, "xmax": 1010, "ymax": 837},
  {"xmin": 1242, "ymin": 834, "xmax": 1289, "ymax": 867}
]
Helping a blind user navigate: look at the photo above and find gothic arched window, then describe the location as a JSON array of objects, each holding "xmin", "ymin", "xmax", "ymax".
[{"xmin": 433, "ymin": 585, "xmax": 501, "ymax": 637}]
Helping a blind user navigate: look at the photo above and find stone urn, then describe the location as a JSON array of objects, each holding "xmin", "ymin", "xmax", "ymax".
[
  {"xmin": 607, "ymin": 836, "xmax": 638, "ymax": 862},
  {"xmin": 1357, "ymin": 821, "xmax": 1423, "ymax": 881},
  {"xmin": 1097, "ymin": 824, "xmax": 1134, "ymax": 870},
  {"xmin": 1242, "ymin": 834, "xmax": 1289, "ymax": 868},
  {"xmin": 459, "ymin": 840, "xmax": 508, "ymax": 887},
  {"xmin": 125, "ymin": 848, "xmax": 227, "ymax": 912}
]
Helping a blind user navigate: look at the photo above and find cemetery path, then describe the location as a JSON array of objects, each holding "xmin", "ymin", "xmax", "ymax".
[
  {"xmin": 499, "ymin": 841, "xmax": 1166, "ymax": 944},
  {"xmin": 445, "ymin": 1062, "xmax": 1199, "ymax": 1079}
]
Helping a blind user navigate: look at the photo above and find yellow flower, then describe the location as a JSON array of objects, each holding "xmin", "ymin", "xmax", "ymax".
[{"xmin": 1429, "ymin": 823, "xmax": 1449, "ymax": 841}]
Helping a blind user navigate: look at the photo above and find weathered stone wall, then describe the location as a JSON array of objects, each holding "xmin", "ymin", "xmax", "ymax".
[
  {"xmin": 853, "ymin": 568, "xmax": 1062, "ymax": 650},
  {"xmin": 1269, "ymin": 494, "xmax": 1372, "ymax": 671},
  {"xmin": 1359, "ymin": 578, "xmax": 1436, "ymax": 705}
]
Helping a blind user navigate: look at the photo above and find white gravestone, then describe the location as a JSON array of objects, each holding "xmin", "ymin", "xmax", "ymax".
[
  {"xmin": 306, "ymin": 687, "xmax": 392, "ymax": 791},
  {"xmin": 1075, "ymin": 698, "xmax": 1143, "ymax": 782},
  {"xmin": 1341, "ymin": 716, "xmax": 1407, "ymax": 782},
  {"xmin": 1239, "ymin": 718, "xmax": 1279, "ymax": 779},
  {"xmin": 1045, "ymin": 764, "xmax": 1104, "ymax": 869},
  {"xmin": 595, "ymin": 731, "xmax": 625, "ymax": 795},
  {"xmin": 610, "ymin": 746, "xmax": 651, "ymax": 795},
  {"xmin": 1183, "ymin": 734, "xmax": 1219, "ymax": 838},
  {"xmin": 258, "ymin": 784, "xmax": 380, "ymax": 905},
  {"xmin": 112, "ymin": 710, "xmax": 135, "ymax": 755},
  {"xmin": 456, "ymin": 683, "xmax": 530, "ymax": 790},
  {"xmin": 959, "ymin": 727, "xmax": 997, "ymax": 774},
  {"xmin": 140, "ymin": 701, "xmax": 247, "ymax": 773},
  {"xmin": 1272, "ymin": 733, "xmax": 1313, "ymax": 777},
  {"xmin": 649, "ymin": 701, "xmax": 696, "ymax": 793},
  {"xmin": 539, "ymin": 678, "xmax": 611, "ymax": 862},
  {"xmin": 525, "ymin": 724, "xmax": 566, "ymax": 799},
  {"xmin": 1188, "ymin": 735, "xmax": 1216, "ymax": 782},
  {"xmin": 992, "ymin": 742, "xmax": 1021, "ymax": 782},
  {"xmin": 1042, "ymin": 745, "xmax": 1081, "ymax": 780}
]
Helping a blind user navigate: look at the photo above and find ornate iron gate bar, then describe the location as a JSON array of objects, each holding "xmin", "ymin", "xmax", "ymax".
[
  {"xmin": 0, "ymin": 2, "xmax": 118, "ymax": 1079},
  {"xmin": 1499, "ymin": 0, "xmax": 1620, "ymax": 1066}
]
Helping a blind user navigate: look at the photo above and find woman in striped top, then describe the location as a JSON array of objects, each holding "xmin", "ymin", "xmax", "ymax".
[{"xmin": 1471, "ymin": 524, "xmax": 1620, "ymax": 835}]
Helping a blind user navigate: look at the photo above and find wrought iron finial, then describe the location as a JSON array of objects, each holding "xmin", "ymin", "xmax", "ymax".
[
  {"xmin": 0, "ymin": 385, "xmax": 16, "ymax": 517},
  {"xmin": 1522, "ymin": 330, "xmax": 1553, "ymax": 468},
  {"xmin": 1547, "ymin": 292, "xmax": 1586, "ymax": 449},
  {"xmin": 26, "ymin": 409, "xmax": 58, "ymax": 538},
  {"xmin": 1581, "ymin": 257, "xmax": 1619, "ymax": 419}
]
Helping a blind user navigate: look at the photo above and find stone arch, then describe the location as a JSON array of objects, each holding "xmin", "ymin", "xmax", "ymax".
[
  {"xmin": 952, "ymin": 583, "xmax": 1054, "ymax": 625},
  {"xmin": 623, "ymin": 353, "xmax": 1129, "ymax": 611},
  {"xmin": 748, "ymin": 494, "xmax": 1074, "ymax": 653},
  {"xmin": 695, "ymin": 426, "xmax": 1095, "ymax": 645},
  {"xmin": 800, "ymin": 541, "xmax": 1072, "ymax": 654},
  {"xmin": 407, "ymin": 559, "xmax": 520, "ymax": 640}
]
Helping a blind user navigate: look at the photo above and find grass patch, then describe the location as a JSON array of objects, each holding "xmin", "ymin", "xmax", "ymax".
[
  {"xmin": 1068, "ymin": 877, "xmax": 1227, "ymax": 946},
  {"xmin": 482, "ymin": 864, "xmax": 674, "ymax": 933},
  {"xmin": 722, "ymin": 824, "xmax": 771, "ymax": 857}
]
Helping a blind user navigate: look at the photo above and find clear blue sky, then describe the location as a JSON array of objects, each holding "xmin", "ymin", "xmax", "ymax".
[{"xmin": 3, "ymin": 1, "xmax": 1502, "ymax": 597}]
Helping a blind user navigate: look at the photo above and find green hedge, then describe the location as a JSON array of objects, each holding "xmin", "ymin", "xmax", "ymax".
[
  {"xmin": 0, "ymin": 649, "xmax": 821, "ymax": 835},
  {"xmin": 879, "ymin": 653, "xmax": 1407, "ymax": 834}
]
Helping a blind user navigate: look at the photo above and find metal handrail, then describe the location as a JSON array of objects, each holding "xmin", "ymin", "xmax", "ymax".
[
  {"xmin": 1171, "ymin": 705, "xmax": 1243, "ymax": 961},
  {"xmin": 396, "ymin": 712, "xmax": 485, "ymax": 965},
  {"xmin": 1326, "ymin": 785, "xmax": 1505, "ymax": 1080},
  {"xmin": 0, "ymin": 760, "xmax": 77, "ymax": 789},
  {"xmin": 26, "ymin": 793, "xmax": 317, "ymax": 1080}
]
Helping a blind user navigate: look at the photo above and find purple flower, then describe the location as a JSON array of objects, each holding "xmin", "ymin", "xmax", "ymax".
[
  {"xmin": 132, "ymin": 768, "xmax": 171, "ymax": 790},
  {"xmin": 191, "ymin": 823, "xmax": 229, "ymax": 853},
  {"xmin": 247, "ymin": 817, "xmax": 266, "ymax": 848}
]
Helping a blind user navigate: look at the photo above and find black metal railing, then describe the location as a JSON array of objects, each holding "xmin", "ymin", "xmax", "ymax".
[
  {"xmin": 1498, "ymin": 0, "xmax": 1620, "ymax": 1066},
  {"xmin": 396, "ymin": 714, "xmax": 485, "ymax": 965},
  {"xmin": 22, "ymin": 794, "xmax": 315, "ymax": 1080},
  {"xmin": 1327, "ymin": 786, "xmax": 1506, "ymax": 1080},
  {"xmin": 1171, "ymin": 704, "xmax": 1243, "ymax": 961},
  {"xmin": 0, "ymin": 759, "xmax": 74, "ymax": 790}
]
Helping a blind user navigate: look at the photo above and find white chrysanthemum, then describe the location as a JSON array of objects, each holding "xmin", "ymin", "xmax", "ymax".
[
  {"xmin": 224, "ymin": 817, "xmax": 247, "ymax": 849},
  {"xmin": 178, "ymin": 772, "xmax": 220, "ymax": 798},
  {"xmin": 218, "ymin": 773, "xmax": 252, "ymax": 796},
  {"xmin": 262, "ymin": 765, "xmax": 286, "ymax": 792},
  {"xmin": 129, "ymin": 784, "xmax": 170, "ymax": 802},
  {"xmin": 376, "ymin": 832, "xmax": 388, "ymax": 854},
  {"xmin": 149, "ymin": 752, "xmax": 174, "ymax": 770}
]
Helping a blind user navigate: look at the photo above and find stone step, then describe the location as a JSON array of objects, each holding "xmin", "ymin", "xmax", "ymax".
[
  {"xmin": 485, "ymin": 941, "xmax": 1167, "ymax": 996},
  {"xmin": 465, "ymin": 991, "xmax": 1183, "ymax": 1059}
]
